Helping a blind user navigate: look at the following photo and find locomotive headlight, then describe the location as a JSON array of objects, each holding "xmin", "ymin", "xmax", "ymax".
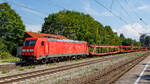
[
  {"xmin": 30, "ymin": 49, "xmax": 34, "ymax": 52},
  {"xmin": 22, "ymin": 49, "xmax": 26, "ymax": 52}
]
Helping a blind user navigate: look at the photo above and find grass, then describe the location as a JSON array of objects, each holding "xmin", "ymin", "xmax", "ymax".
[
  {"xmin": 49, "ymin": 63, "xmax": 56, "ymax": 66},
  {"xmin": 1, "ymin": 70, "xmax": 9, "ymax": 74},
  {"xmin": 0, "ymin": 58, "xmax": 20, "ymax": 63},
  {"xmin": 73, "ymin": 57, "xmax": 87, "ymax": 62},
  {"xmin": 1, "ymin": 60, "xmax": 9, "ymax": 63},
  {"xmin": 27, "ymin": 65, "xmax": 35, "ymax": 69},
  {"xmin": 18, "ymin": 67, "xmax": 25, "ymax": 71}
]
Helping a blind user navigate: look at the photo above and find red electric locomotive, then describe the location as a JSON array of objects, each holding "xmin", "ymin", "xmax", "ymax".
[
  {"xmin": 21, "ymin": 38, "xmax": 89, "ymax": 63},
  {"xmin": 19, "ymin": 37, "xmax": 147, "ymax": 63}
]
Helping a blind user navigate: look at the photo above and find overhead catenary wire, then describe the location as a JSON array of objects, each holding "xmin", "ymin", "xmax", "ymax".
[
  {"xmin": 110, "ymin": 0, "xmax": 114, "ymax": 9},
  {"xmin": 94, "ymin": 0, "xmax": 128, "ymax": 24},
  {"xmin": 124, "ymin": 0, "xmax": 148, "ymax": 25},
  {"xmin": 117, "ymin": 0, "xmax": 134, "ymax": 23},
  {"xmin": 94, "ymin": 0, "xmax": 144, "ymax": 41},
  {"xmin": 14, "ymin": 2, "xmax": 48, "ymax": 16},
  {"xmin": 47, "ymin": 0, "xmax": 67, "ymax": 11},
  {"xmin": 1, "ymin": 0, "xmax": 43, "ymax": 24},
  {"xmin": 4, "ymin": 0, "xmax": 48, "ymax": 18}
]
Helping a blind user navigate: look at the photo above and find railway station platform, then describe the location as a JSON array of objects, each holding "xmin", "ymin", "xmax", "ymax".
[{"xmin": 115, "ymin": 55, "xmax": 150, "ymax": 84}]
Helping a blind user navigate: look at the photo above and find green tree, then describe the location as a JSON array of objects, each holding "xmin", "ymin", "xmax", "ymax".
[
  {"xmin": 102, "ymin": 26, "xmax": 121, "ymax": 45},
  {"xmin": 120, "ymin": 33, "xmax": 125, "ymax": 39},
  {"xmin": 41, "ymin": 10, "xmax": 140, "ymax": 46},
  {"xmin": 122, "ymin": 38, "xmax": 133, "ymax": 46},
  {"xmin": 140, "ymin": 34, "xmax": 146, "ymax": 46},
  {"xmin": 144, "ymin": 36, "xmax": 150, "ymax": 47},
  {"xmin": 0, "ymin": 38, "xmax": 7, "ymax": 52},
  {"xmin": 42, "ymin": 10, "xmax": 105, "ymax": 44},
  {"xmin": 42, "ymin": 10, "xmax": 122, "ymax": 45},
  {"xmin": 0, "ymin": 3, "xmax": 25, "ymax": 55}
]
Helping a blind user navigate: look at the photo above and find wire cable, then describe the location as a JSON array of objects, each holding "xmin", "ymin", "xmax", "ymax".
[
  {"xmin": 5, "ymin": 0, "xmax": 48, "ymax": 18},
  {"xmin": 94, "ymin": 0, "xmax": 128, "ymax": 24},
  {"xmin": 110, "ymin": 0, "xmax": 114, "ymax": 9},
  {"xmin": 47, "ymin": 0, "xmax": 67, "ymax": 10},
  {"xmin": 117, "ymin": 0, "xmax": 134, "ymax": 23},
  {"xmin": 124, "ymin": 0, "xmax": 148, "ymax": 25}
]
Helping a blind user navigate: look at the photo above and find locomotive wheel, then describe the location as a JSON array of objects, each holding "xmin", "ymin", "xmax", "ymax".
[{"xmin": 41, "ymin": 58, "xmax": 48, "ymax": 64}]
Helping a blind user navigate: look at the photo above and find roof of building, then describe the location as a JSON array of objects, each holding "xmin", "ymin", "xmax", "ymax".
[{"xmin": 25, "ymin": 32, "xmax": 68, "ymax": 39}]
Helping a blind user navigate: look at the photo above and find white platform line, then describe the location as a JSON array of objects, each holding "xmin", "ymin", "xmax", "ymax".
[{"xmin": 134, "ymin": 60, "xmax": 150, "ymax": 84}]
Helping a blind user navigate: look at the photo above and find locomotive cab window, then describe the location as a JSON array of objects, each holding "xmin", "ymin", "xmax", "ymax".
[
  {"xmin": 24, "ymin": 40, "xmax": 36, "ymax": 46},
  {"xmin": 41, "ymin": 41, "xmax": 44, "ymax": 46}
]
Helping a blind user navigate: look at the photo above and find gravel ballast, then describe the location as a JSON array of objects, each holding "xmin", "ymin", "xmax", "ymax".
[{"xmin": 0, "ymin": 51, "xmax": 147, "ymax": 84}]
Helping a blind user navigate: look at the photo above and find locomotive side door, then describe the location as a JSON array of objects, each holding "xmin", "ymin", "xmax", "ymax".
[
  {"xmin": 40, "ymin": 40, "xmax": 48, "ymax": 55},
  {"xmin": 39, "ymin": 41, "xmax": 45, "ymax": 55},
  {"xmin": 44, "ymin": 41, "xmax": 48, "ymax": 55}
]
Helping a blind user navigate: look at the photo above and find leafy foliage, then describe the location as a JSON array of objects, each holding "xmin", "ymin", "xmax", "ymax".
[
  {"xmin": 0, "ymin": 38, "xmax": 7, "ymax": 52},
  {"xmin": 0, "ymin": 51, "xmax": 13, "ymax": 59},
  {"xmin": 141, "ymin": 36, "xmax": 150, "ymax": 47},
  {"xmin": 140, "ymin": 34, "xmax": 150, "ymax": 47},
  {"xmin": 0, "ymin": 3, "xmax": 25, "ymax": 55},
  {"xmin": 42, "ymin": 10, "xmax": 140, "ymax": 46},
  {"xmin": 120, "ymin": 33, "xmax": 141, "ymax": 46},
  {"xmin": 42, "ymin": 10, "xmax": 121, "ymax": 45}
]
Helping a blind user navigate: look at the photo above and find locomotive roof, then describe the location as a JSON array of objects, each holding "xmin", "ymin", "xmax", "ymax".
[
  {"xmin": 26, "ymin": 32, "xmax": 68, "ymax": 39},
  {"xmin": 48, "ymin": 38, "xmax": 83, "ymax": 43}
]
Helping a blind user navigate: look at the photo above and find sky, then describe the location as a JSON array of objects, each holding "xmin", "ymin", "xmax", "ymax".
[{"xmin": 1, "ymin": 0, "xmax": 150, "ymax": 41}]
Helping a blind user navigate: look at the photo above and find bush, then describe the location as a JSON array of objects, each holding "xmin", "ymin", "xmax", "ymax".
[{"xmin": 0, "ymin": 52, "xmax": 13, "ymax": 59}]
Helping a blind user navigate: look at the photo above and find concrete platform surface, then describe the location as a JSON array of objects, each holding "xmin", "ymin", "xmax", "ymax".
[{"xmin": 115, "ymin": 55, "xmax": 150, "ymax": 84}]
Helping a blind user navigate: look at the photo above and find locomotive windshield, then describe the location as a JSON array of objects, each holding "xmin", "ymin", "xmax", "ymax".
[{"xmin": 24, "ymin": 40, "xmax": 36, "ymax": 46}]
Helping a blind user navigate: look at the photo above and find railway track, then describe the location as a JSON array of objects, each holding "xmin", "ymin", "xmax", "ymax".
[
  {"xmin": 0, "ymin": 53, "xmax": 133, "ymax": 84},
  {"xmin": 72, "ymin": 51, "xmax": 150, "ymax": 84}
]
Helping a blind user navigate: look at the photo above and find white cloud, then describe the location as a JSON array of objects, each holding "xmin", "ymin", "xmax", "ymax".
[
  {"xmin": 25, "ymin": 24, "xmax": 42, "ymax": 32},
  {"xmin": 137, "ymin": 5, "xmax": 149, "ymax": 10},
  {"xmin": 113, "ymin": 23, "xmax": 150, "ymax": 41}
]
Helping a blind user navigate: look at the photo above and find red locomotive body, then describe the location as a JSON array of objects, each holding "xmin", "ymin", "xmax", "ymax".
[{"xmin": 21, "ymin": 38, "xmax": 89, "ymax": 62}]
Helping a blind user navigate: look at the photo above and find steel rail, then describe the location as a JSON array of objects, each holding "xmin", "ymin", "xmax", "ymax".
[{"xmin": 0, "ymin": 54, "xmax": 126, "ymax": 84}]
